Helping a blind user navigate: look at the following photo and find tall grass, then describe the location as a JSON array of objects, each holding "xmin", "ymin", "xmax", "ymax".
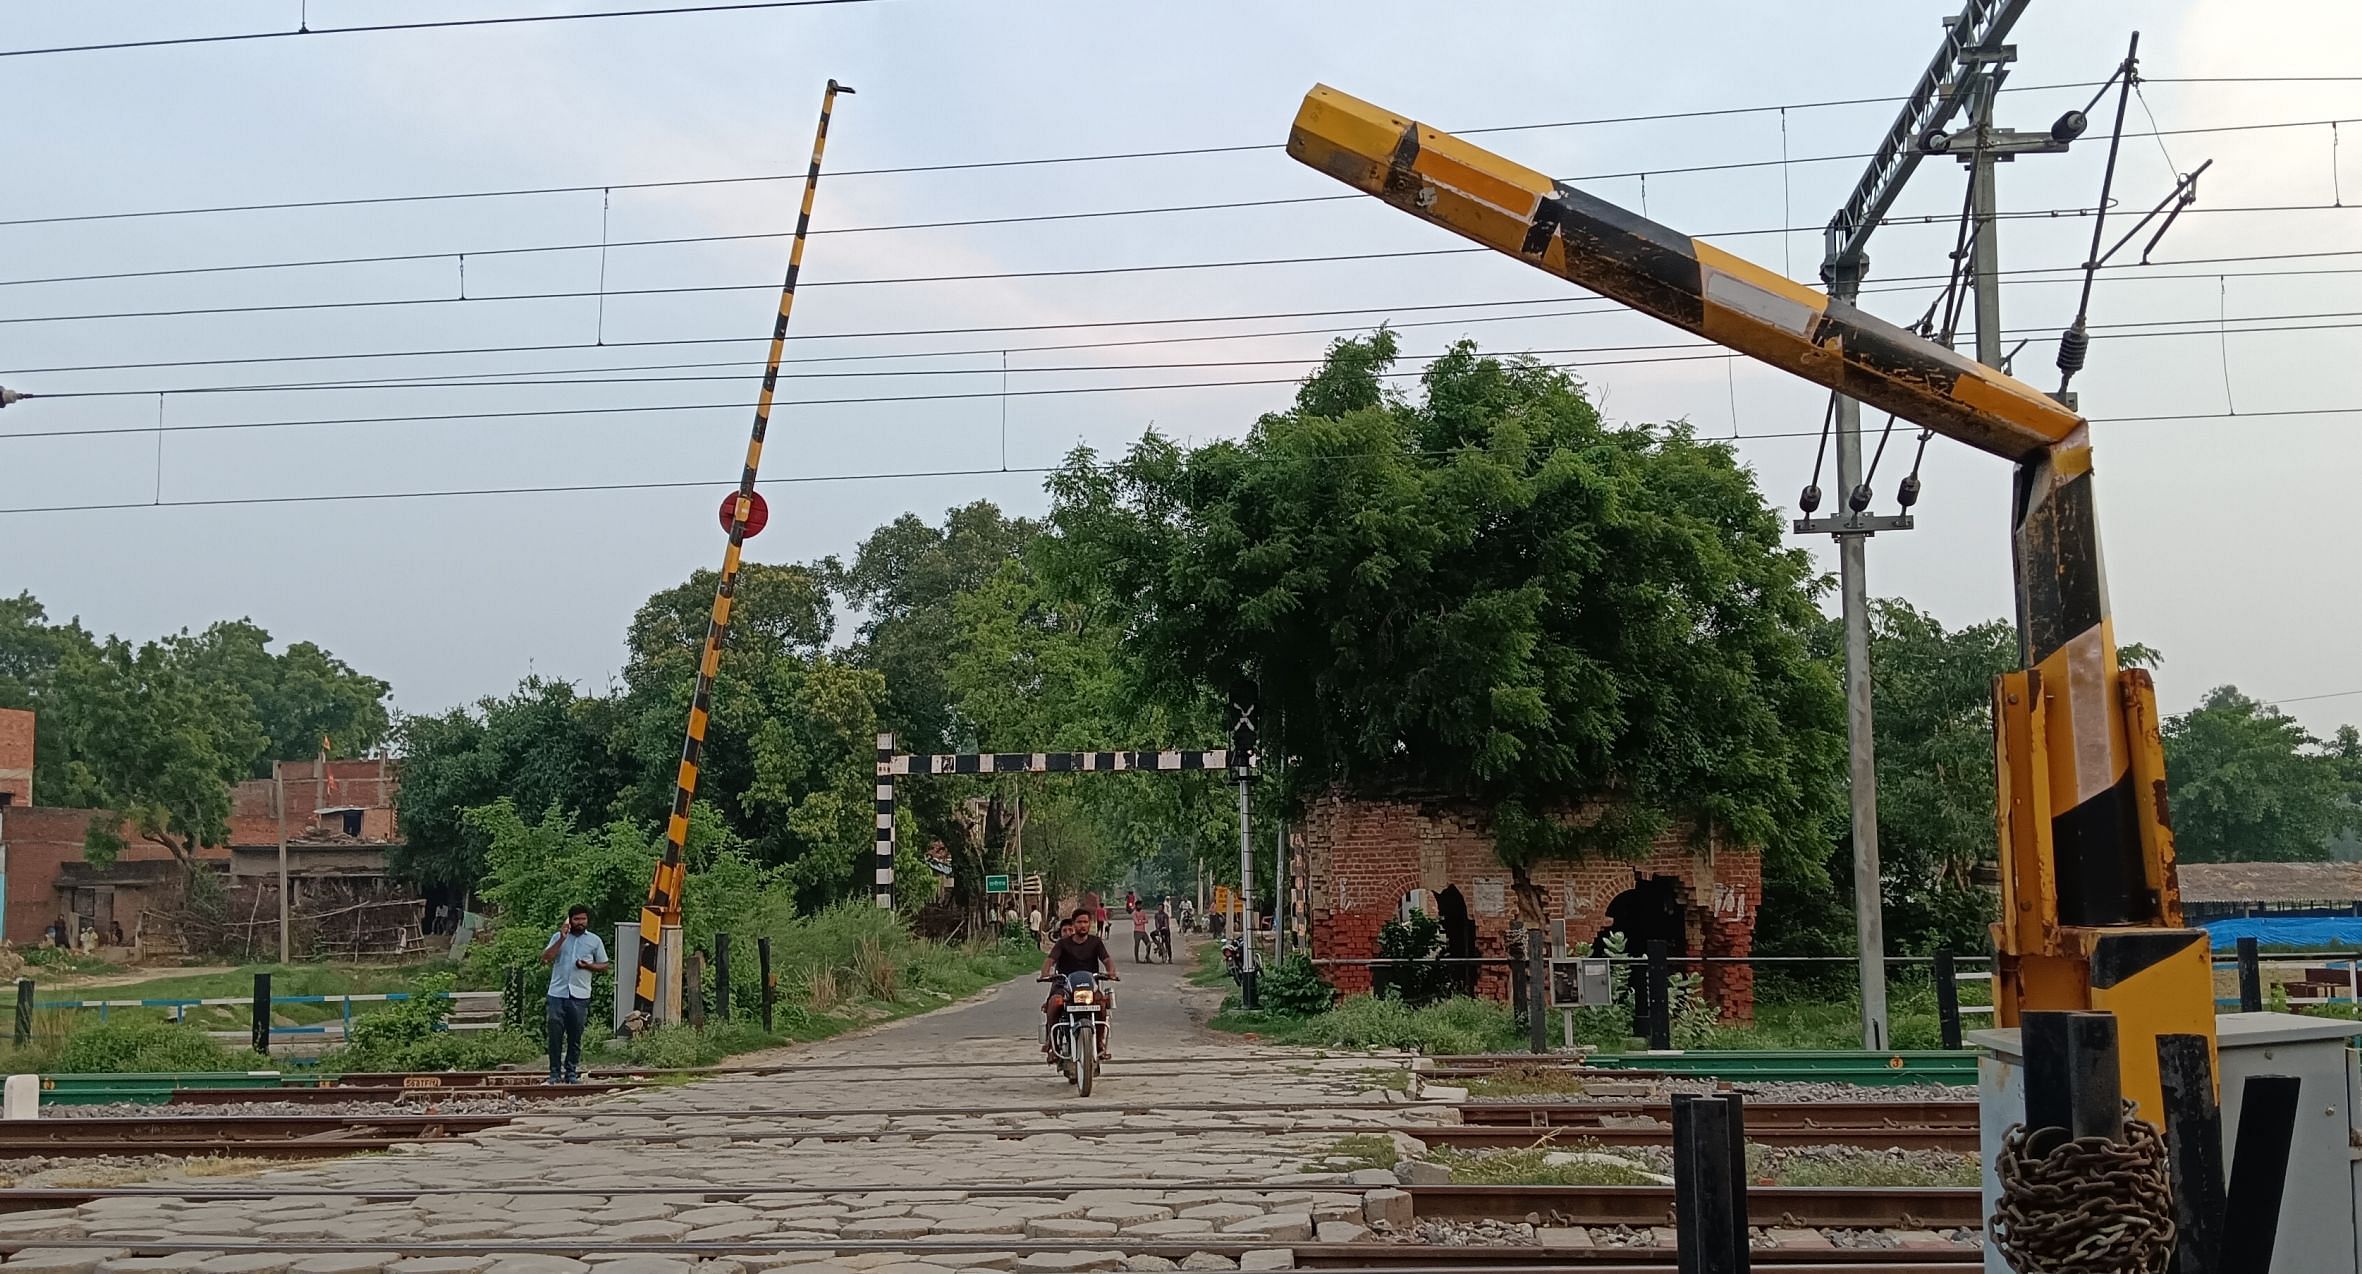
[{"xmin": 1218, "ymin": 993, "xmax": 1523, "ymax": 1055}]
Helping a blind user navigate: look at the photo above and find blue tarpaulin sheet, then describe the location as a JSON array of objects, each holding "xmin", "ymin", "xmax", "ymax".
[{"xmin": 2199, "ymin": 916, "xmax": 2362, "ymax": 950}]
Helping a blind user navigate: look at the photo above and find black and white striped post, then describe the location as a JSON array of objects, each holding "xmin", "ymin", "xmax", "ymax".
[
  {"xmin": 874, "ymin": 732, "xmax": 897, "ymax": 910},
  {"xmin": 1230, "ymin": 681, "xmax": 1259, "ymax": 1011},
  {"xmin": 872, "ymin": 744, "xmax": 1241, "ymax": 914}
]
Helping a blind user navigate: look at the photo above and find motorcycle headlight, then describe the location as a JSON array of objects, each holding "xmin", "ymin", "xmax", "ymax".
[{"xmin": 1071, "ymin": 990, "xmax": 1096, "ymax": 1004}]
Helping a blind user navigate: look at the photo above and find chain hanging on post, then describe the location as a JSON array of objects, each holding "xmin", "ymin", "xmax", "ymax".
[{"xmin": 1991, "ymin": 1101, "xmax": 2175, "ymax": 1274}]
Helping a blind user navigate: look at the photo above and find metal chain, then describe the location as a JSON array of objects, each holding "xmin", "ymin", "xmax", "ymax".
[{"xmin": 1991, "ymin": 1103, "xmax": 2175, "ymax": 1274}]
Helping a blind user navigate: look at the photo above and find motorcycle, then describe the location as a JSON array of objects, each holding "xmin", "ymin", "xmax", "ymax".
[
  {"xmin": 1040, "ymin": 969, "xmax": 1115, "ymax": 1095},
  {"xmin": 1221, "ymin": 937, "xmax": 1242, "ymax": 980},
  {"xmin": 1151, "ymin": 927, "xmax": 1173, "ymax": 964}
]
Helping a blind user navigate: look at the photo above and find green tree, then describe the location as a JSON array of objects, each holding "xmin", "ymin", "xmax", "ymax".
[
  {"xmin": 390, "ymin": 678, "xmax": 630, "ymax": 896},
  {"xmin": 1861, "ymin": 602, "xmax": 2017, "ymax": 953},
  {"xmin": 822, "ymin": 505, "xmax": 1039, "ymax": 905},
  {"xmin": 2164, "ymin": 686, "xmax": 2354, "ymax": 862},
  {"xmin": 614, "ymin": 561, "xmax": 895, "ymax": 908},
  {"xmin": 825, "ymin": 503, "xmax": 1039, "ymax": 755},
  {"xmin": 42, "ymin": 638, "xmax": 267, "ymax": 868},
  {"xmin": 0, "ymin": 594, "xmax": 98, "ymax": 799},
  {"xmin": 165, "ymin": 619, "xmax": 391, "ymax": 774},
  {"xmin": 1047, "ymin": 332, "xmax": 1846, "ymax": 910}
]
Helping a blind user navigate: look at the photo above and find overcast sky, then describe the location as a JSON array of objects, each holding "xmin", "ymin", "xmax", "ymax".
[{"xmin": 3, "ymin": 0, "xmax": 2357, "ymax": 739}]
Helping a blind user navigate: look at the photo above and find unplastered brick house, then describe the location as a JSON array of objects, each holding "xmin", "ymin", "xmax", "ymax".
[{"xmin": 1298, "ymin": 792, "xmax": 1763, "ymax": 1020}]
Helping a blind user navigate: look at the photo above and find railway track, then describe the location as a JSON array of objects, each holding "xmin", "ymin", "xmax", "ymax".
[
  {"xmin": 0, "ymin": 1177, "xmax": 1984, "ymax": 1238},
  {"xmin": 0, "ymin": 1095, "xmax": 1979, "ymax": 1156},
  {"xmin": 1407, "ymin": 1185, "xmax": 1980, "ymax": 1229},
  {"xmin": 0, "ymin": 1239, "xmax": 1978, "ymax": 1272},
  {"xmin": 0, "ymin": 1112, "xmax": 512, "ymax": 1157}
]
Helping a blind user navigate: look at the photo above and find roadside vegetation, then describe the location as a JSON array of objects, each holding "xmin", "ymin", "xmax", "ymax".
[
  {"xmin": 0, "ymin": 907, "xmax": 1038, "ymax": 1075},
  {"xmin": 1203, "ymin": 914, "xmax": 1996, "ymax": 1055}
]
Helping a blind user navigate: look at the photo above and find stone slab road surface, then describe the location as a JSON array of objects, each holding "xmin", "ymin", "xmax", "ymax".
[{"xmin": 0, "ymin": 929, "xmax": 1442, "ymax": 1274}]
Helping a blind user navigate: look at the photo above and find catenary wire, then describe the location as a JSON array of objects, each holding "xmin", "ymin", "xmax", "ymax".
[
  {"xmin": 0, "ymin": 1, "xmax": 894, "ymax": 60},
  {"xmin": 2, "ymin": 405, "xmax": 2357, "ymax": 518},
  {"xmin": 18, "ymin": 334, "xmax": 2362, "ymax": 441},
  {"xmin": 17, "ymin": 293, "xmax": 2362, "ymax": 401},
  {"xmin": 0, "ymin": 94, "xmax": 2343, "ymax": 230},
  {"xmin": 5, "ymin": 211, "xmax": 2357, "ymax": 330},
  {"xmin": 35, "ymin": 308, "xmax": 2362, "ymax": 401}
]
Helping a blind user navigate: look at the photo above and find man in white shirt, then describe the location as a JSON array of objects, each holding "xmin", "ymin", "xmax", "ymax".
[{"xmin": 539, "ymin": 904, "xmax": 611, "ymax": 1084}]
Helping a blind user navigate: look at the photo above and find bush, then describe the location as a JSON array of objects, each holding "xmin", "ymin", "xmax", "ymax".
[
  {"xmin": 326, "ymin": 973, "xmax": 543, "ymax": 1073},
  {"xmin": 1257, "ymin": 953, "xmax": 1335, "ymax": 1017},
  {"xmin": 597, "ymin": 1021, "xmax": 774, "ymax": 1068},
  {"xmin": 21, "ymin": 947, "xmax": 108, "ymax": 973},
  {"xmin": 1282, "ymin": 993, "xmax": 1520, "ymax": 1055},
  {"xmin": 51, "ymin": 1021, "xmax": 234, "ymax": 1073},
  {"xmin": 1375, "ymin": 913, "xmax": 1456, "ymax": 1006}
]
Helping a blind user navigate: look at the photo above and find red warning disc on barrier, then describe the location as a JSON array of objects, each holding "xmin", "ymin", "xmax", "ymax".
[{"xmin": 721, "ymin": 489, "xmax": 770, "ymax": 537}]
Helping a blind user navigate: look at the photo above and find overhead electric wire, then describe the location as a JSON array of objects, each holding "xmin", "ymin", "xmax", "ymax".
[
  {"xmin": 16, "ymin": 280, "xmax": 2362, "ymax": 401},
  {"xmin": 4, "ymin": 403, "xmax": 2359, "ymax": 518},
  {"xmin": 36, "ymin": 304, "xmax": 2362, "ymax": 402},
  {"xmin": 0, "ymin": 92, "xmax": 2343, "ymax": 230},
  {"xmin": 0, "ymin": 0, "xmax": 894, "ymax": 60},
  {"xmin": 6, "ymin": 211, "xmax": 2358, "ymax": 331},
  {"xmin": 6, "ymin": 143, "xmax": 2356, "ymax": 292},
  {"xmin": 19, "ymin": 325, "xmax": 2362, "ymax": 444}
]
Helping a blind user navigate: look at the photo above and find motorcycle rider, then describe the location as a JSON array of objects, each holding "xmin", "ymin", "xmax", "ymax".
[{"xmin": 1040, "ymin": 906, "xmax": 1118, "ymax": 1062}]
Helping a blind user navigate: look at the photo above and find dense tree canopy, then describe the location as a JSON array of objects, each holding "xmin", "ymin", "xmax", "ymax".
[
  {"xmin": 1046, "ymin": 332, "xmax": 1848, "ymax": 892},
  {"xmin": 2165, "ymin": 686, "xmax": 2359, "ymax": 862},
  {"xmin": 1777, "ymin": 602, "xmax": 2021, "ymax": 957},
  {"xmin": 0, "ymin": 594, "xmax": 392, "ymax": 867},
  {"xmin": 389, "ymin": 679, "xmax": 631, "ymax": 895},
  {"xmin": 164, "ymin": 619, "xmax": 391, "ymax": 775}
]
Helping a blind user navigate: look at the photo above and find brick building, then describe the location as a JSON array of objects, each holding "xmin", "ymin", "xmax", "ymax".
[
  {"xmin": 0, "ymin": 707, "xmax": 410, "ymax": 951},
  {"xmin": 1299, "ymin": 791, "xmax": 1763, "ymax": 1020}
]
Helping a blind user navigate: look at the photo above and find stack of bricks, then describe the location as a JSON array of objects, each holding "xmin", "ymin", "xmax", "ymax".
[
  {"xmin": 1299, "ymin": 790, "xmax": 1764, "ymax": 1021},
  {"xmin": 1698, "ymin": 852, "xmax": 1761, "ymax": 1020}
]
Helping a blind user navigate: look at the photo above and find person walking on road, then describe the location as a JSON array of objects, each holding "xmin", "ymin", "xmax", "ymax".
[{"xmin": 540, "ymin": 904, "xmax": 610, "ymax": 1084}]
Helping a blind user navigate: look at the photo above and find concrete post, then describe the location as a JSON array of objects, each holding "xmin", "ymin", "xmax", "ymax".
[
  {"xmin": 658, "ymin": 924, "xmax": 685, "ymax": 1026},
  {"xmin": 612, "ymin": 922, "xmax": 636, "ymax": 1030}
]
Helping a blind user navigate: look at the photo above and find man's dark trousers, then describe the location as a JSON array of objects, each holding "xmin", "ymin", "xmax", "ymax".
[{"xmin": 546, "ymin": 995, "xmax": 590, "ymax": 1082}]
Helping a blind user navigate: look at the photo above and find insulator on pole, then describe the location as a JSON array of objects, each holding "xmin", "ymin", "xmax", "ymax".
[
  {"xmin": 1848, "ymin": 483, "xmax": 1872, "ymax": 513},
  {"xmin": 2055, "ymin": 319, "xmax": 2090, "ymax": 380},
  {"xmin": 1897, "ymin": 473, "xmax": 1922, "ymax": 509},
  {"xmin": 1799, "ymin": 484, "xmax": 1822, "ymax": 514}
]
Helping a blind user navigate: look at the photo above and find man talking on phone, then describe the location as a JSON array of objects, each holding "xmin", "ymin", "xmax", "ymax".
[{"xmin": 540, "ymin": 904, "xmax": 610, "ymax": 1084}]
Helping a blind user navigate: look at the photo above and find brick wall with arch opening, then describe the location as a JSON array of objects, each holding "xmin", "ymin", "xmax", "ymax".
[{"xmin": 1298, "ymin": 791, "xmax": 1762, "ymax": 1020}]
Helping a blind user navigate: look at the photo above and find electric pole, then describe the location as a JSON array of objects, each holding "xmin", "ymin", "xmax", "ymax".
[
  {"xmin": 1230, "ymin": 680, "xmax": 1259, "ymax": 1009},
  {"xmin": 1807, "ymin": 0, "xmax": 2033, "ymax": 1050}
]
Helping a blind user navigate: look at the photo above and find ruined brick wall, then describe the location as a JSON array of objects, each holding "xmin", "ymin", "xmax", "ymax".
[
  {"xmin": 228, "ymin": 759, "xmax": 401, "ymax": 846},
  {"xmin": 0, "ymin": 807, "xmax": 231, "ymax": 945},
  {"xmin": 0, "ymin": 708, "xmax": 32, "ymax": 808},
  {"xmin": 1298, "ymin": 792, "xmax": 1762, "ymax": 1020}
]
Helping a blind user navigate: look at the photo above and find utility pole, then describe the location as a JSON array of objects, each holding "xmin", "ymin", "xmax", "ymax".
[
  {"xmin": 275, "ymin": 763, "xmax": 290, "ymax": 964},
  {"xmin": 1969, "ymin": 75, "xmax": 2007, "ymax": 369},
  {"xmin": 1273, "ymin": 819, "xmax": 1286, "ymax": 961},
  {"xmin": 1809, "ymin": 0, "xmax": 2034, "ymax": 1050}
]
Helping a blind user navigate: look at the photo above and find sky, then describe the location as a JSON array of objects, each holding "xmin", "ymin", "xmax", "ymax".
[{"xmin": 1, "ymin": 0, "xmax": 2358, "ymax": 739}]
